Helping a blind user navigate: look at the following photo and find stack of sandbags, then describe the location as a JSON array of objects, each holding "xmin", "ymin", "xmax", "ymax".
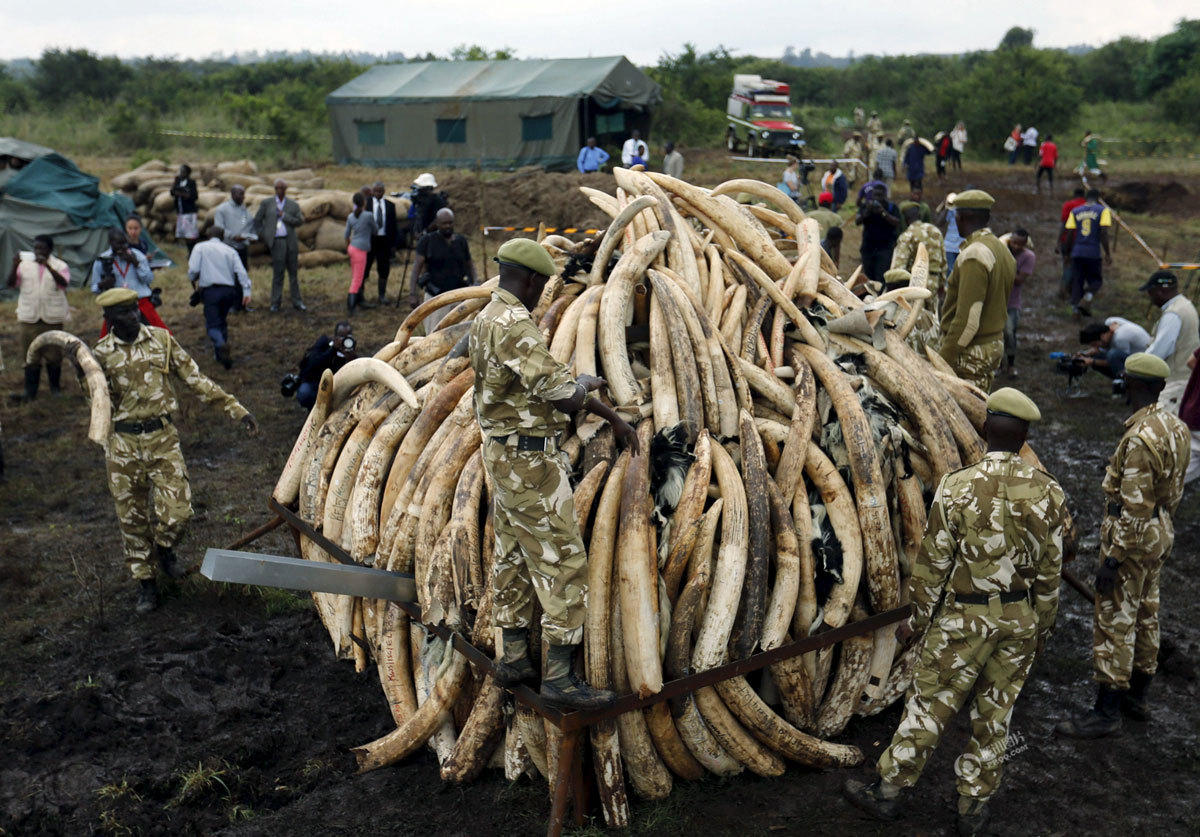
[
  {"xmin": 271, "ymin": 168, "xmax": 1014, "ymax": 825},
  {"xmin": 109, "ymin": 159, "xmax": 408, "ymax": 268}
]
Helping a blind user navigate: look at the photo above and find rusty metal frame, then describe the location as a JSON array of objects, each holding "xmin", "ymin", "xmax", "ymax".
[{"xmin": 240, "ymin": 498, "xmax": 912, "ymax": 836}]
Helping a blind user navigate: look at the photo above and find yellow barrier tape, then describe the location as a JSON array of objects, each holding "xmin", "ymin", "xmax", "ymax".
[
  {"xmin": 158, "ymin": 129, "xmax": 279, "ymax": 141},
  {"xmin": 482, "ymin": 226, "xmax": 603, "ymax": 235}
]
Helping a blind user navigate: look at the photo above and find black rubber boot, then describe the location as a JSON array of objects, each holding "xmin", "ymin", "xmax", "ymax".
[
  {"xmin": 1055, "ymin": 686, "xmax": 1123, "ymax": 738},
  {"xmin": 378, "ymin": 278, "xmax": 391, "ymax": 306},
  {"xmin": 10, "ymin": 365, "xmax": 40, "ymax": 403},
  {"xmin": 540, "ymin": 643, "xmax": 616, "ymax": 710},
  {"xmin": 356, "ymin": 291, "xmax": 375, "ymax": 309},
  {"xmin": 842, "ymin": 778, "xmax": 902, "ymax": 821},
  {"xmin": 346, "ymin": 293, "xmax": 357, "ymax": 315},
  {"xmin": 1122, "ymin": 670, "xmax": 1153, "ymax": 721},
  {"xmin": 957, "ymin": 796, "xmax": 990, "ymax": 836},
  {"xmin": 215, "ymin": 345, "xmax": 233, "ymax": 369},
  {"xmin": 493, "ymin": 628, "xmax": 537, "ymax": 688},
  {"xmin": 46, "ymin": 363, "xmax": 62, "ymax": 395},
  {"xmin": 156, "ymin": 544, "xmax": 188, "ymax": 579},
  {"xmin": 136, "ymin": 579, "xmax": 159, "ymax": 614}
]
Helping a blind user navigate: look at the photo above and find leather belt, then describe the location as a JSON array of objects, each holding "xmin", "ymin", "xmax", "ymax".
[
  {"xmin": 955, "ymin": 589, "xmax": 1029, "ymax": 606},
  {"xmin": 114, "ymin": 416, "xmax": 168, "ymax": 434},
  {"xmin": 491, "ymin": 434, "xmax": 550, "ymax": 452}
]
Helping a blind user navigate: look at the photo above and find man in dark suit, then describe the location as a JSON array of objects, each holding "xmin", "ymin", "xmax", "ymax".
[
  {"xmin": 254, "ymin": 179, "xmax": 306, "ymax": 312},
  {"xmin": 364, "ymin": 181, "xmax": 399, "ymax": 305}
]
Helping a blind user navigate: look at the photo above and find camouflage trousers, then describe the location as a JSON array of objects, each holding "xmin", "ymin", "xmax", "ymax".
[
  {"xmin": 950, "ymin": 337, "xmax": 1004, "ymax": 392},
  {"xmin": 1094, "ymin": 553, "xmax": 1164, "ymax": 688},
  {"xmin": 904, "ymin": 308, "xmax": 941, "ymax": 358},
  {"xmin": 483, "ymin": 436, "xmax": 587, "ymax": 646},
  {"xmin": 878, "ymin": 600, "xmax": 1038, "ymax": 802},
  {"xmin": 105, "ymin": 424, "xmax": 193, "ymax": 580}
]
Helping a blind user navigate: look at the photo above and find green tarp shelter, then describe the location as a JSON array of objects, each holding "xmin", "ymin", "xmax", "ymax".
[
  {"xmin": 327, "ymin": 56, "xmax": 661, "ymax": 170},
  {"xmin": 0, "ymin": 143, "xmax": 167, "ymax": 286}
]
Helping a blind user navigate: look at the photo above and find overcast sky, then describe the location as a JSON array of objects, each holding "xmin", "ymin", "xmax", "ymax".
[{"xmin": 1, "ymin": 0, "xmax": 1193, "ymax": 64}]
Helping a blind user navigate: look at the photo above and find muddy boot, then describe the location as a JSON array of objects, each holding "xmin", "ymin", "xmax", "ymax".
[
  {"xmin": 493, "ymin": 628, "xmax": 537, "ymax": 688},
  {"xmin": 540, "ymin": 643, "xmax": 615, "ymax": 710},
  {"xmin": 10, "ymin": 365, "xmax": 40, "ymax": 404},
  {"xmin": 842, "ymin": 778, "xmax": 903, "ymax": 821},
  {"xmin": 136, "ymin": 579, "xmax": 159, "ymax": 614},
  {"xmin": 215, "ymin": 345, "xmax": 233, "ymax": 370},
  {"xmin": 346, "ymin": 293, "xmax": 357, "ymax": 315},
  {"xmin": 46, "ymin": 363, "xmax": 62, "ymax": 395},
  {"xmin": 1121, "ymin": 670, "xmax": 1153, "ymax": 721},
  {"xmin": 156, "ymin": 544, "xmax": 188, "ymax": 579},
  {"xmin": 1055, "ymin": 686, "xmax": 1123, "ymax": 738},
  {"xmin": 956, "ymin": 796, "xmax": 990, "ymax": 836},
  {"xmin": 356, "ymin": 291, "xmax": 375, "ymax": 309}
]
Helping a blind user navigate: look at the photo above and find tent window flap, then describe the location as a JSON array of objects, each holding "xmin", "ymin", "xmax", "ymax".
[
  {"xmin": 436, "ymin": 118, "xmax": 467, "ymax": 144},
  {"xmin": 521, "ymin": 114, "xmax": 553, "ymax": 142},
  {"xmin": 356, "ymin": 120, "xmax": 386, "ymax": 146}
]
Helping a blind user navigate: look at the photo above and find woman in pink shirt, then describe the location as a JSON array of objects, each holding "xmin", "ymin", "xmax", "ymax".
[{"xmin": 7, "ymin": 234, "xmax": 71, "ymax": 401}]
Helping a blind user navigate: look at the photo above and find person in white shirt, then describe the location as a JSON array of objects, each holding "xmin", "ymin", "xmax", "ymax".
[
  {"xmin": 1142, "ymin": 270, "xmax": 1200, "ymax": 411},
  {"xmin": 1021, "ymin": 126, "xmax": 1039, "ymax": 165},
  {"xmin": 950, "ymin": 122, "xmax": 967, "ymax": 170},
  {"xmin": 621, "ymin": 129, "xmax": 650, "ymax": 167},
  {"xmin": 188, "ymin": 227, "xmax": 252, "ymax": 369},
  {"xmin": 7, "ymin": 234, "xmax": 70, "ymax": 401},
  {"xmin": 1079, "ymin": 317, "xmax": 1151, "ymax": 379},
  {"xmin": 211, "ymin": 185, "xmax": 256, "ymax": 269}
]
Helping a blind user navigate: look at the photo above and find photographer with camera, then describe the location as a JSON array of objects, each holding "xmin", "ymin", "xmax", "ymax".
[
  {"xmin": 1078, "ymin": 318, "xmax": 1151, "ymax": 381},
  {"xmin": 409, "ymin": 208, "xmax": 476, "ymax": 334},
  {"xmin": 282, "ymin": 322, "xmax": 359, "ymax": 408},
  {"xmin": 91, "ymin": 228, "xmax": 168, "ymax": 336},
  {"xmin": 855, "ymin": 184, "xmax": 900, "ymax": 284}
]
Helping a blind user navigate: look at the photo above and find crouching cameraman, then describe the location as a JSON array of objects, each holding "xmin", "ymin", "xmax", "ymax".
[
  {"xmin": 1078, "ymin": 317, "xmax": 1151, "ymax": 379},
  {"xmin": 281, "ymin": 322, "xmax": 359, "ymax": 408}
]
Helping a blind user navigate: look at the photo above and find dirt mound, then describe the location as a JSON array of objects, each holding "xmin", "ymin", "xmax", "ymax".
[
  {"xmin": 1105, "ymin": 180, "xmax": 1193, "ymax": 215},
  {"xmin": 435, "ymin": 170, "xmax": 616, "ymax": 236}
]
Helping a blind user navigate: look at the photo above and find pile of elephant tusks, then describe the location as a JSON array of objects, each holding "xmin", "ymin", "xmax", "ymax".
[{"xmin": 264, "ymin": 169, "xmax": 1016, "ymax": 827}]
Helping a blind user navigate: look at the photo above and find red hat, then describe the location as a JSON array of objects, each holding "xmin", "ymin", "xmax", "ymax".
[{"xmin": 818, "ymin": 191, "xmax": 834, "ymax": 207}]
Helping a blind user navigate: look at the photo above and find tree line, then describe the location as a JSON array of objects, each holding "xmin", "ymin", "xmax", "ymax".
[{"xmin": 0, "ymin": 23, "xmax": 1196, "ymax": 159}]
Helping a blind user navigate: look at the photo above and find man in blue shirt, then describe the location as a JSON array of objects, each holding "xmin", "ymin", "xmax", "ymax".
[
  {"xmin": 577, "ymin": 137, "xmax": 609, "ymax": 174},
  {"xmin": 1064, "ymin": 189, "xmax": 1113, "ymax": 317}
]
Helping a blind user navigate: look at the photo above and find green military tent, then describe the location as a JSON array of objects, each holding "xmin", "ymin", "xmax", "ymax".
[
  {"xmin": 0, "ymin": 141, "xmax": 167, "ymax": 286},
  {"xmin": 326, "ymin": 56, "xmax": 661, "ymax": 170}
]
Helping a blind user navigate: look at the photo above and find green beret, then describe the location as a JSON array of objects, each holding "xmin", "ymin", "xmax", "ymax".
[
  {"xmin": 951, "ymin": 189, "xmax": 995, "ymax": 210},
  {"xmin": 96, "ymin": 287, "xmax": 139, "ymax": 309},
  {"xmin": 1124, "ymin": 352, "xmax": 1170, "ymax": 381},
  {"xmin": 495, "ymin": 238, "xmax": 557, "ymax": 278},
  {"xmin": 883, "ymin": 268, "xmax": 911, "ymax": 285},
  {"xmin": 986, "ymin": 387, "xmax": 1041, "ymax": 422}
]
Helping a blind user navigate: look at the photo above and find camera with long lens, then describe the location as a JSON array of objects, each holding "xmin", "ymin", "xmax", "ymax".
[
  {"xmin": 280, "ymin": 373, "xmax": 301, "ymax": 398},
  {"xmin": 338, "ymin": 335, "xmax": 356, "ymax": 353}
]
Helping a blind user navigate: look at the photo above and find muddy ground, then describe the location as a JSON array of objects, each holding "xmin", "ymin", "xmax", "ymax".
[{"xmin": 2, "ymin": 159, "xmax": 1199, "ymax": 835}]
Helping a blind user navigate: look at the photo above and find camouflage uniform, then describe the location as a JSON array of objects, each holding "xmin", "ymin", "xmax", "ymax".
[
  {"xmin": 878, "ymin": 452, "xmax": 1069, "ymax": 802},
  {"xmin": 1094, "ymin": 403, "xmax": 1189, "ymax": 689},
  {"xmin": 469, "ymin": 287, "xmax": 588, "ymax": 645},
  {"xmin": 939, "ymin": 229, "xmax": 1015, "ymax": 391},
  {"xmin": 892, "ymin": 221, "xmax": 947, "ymax": 297},
  {"xmin": 93, "ymin": 325, "xmax": 248, "ymax": 579}
]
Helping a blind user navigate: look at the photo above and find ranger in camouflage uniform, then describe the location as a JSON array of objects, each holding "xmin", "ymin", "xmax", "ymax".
[
  {"xmin": 92, "ymin": 288, "xmax": 256, "ymax": 614},
  {"xmin": 938, "ymin": 190, "xmax": 1015, "ymax": 393},
  {"xmin": 469, "ymin": 238, "xmax": 637, "ymax": 711},
  {"xmin": 845, "ymin": 387, "xmax": 1070, "ymax": 836},
  {"xmin": 1057, "ymin": 353, "xmax": 1189, "ymax": 738},
  {"xmin": 892, "ymin": 205, "xmax": 947, "ymax": 300}
]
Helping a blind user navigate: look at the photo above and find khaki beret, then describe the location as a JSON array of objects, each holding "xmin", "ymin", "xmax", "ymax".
[
  {"xmin": 950, "ymin": 189, "xmax": 995, "ymax": 210},
  {"xmin": 495, "ymin": 238, "xmax": 557, "ymax": 278},
  {"xmin": 1124, "ymin": 352, "xmax": 1170, "ymax": 381},
  {"xmin": 883, "ymin": 268, "xmax": 912, "ymax": 285},
  {"xmin": 96, "ymin": 287, "xmax": 139, "ymax": 309},
  {"xmin": 986, "ymin": 387, "xmax": 1041, "ymax": 422}
]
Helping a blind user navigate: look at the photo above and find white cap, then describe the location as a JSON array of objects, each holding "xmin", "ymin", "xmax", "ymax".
[{"xmin": 414, "ymin": 172, "xmax": 437, "ymax": 188}]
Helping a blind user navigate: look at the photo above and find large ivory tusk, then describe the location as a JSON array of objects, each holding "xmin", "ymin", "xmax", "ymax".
[
  {"xmin": 332, "ymin": 358, "xmax": 419, "ymax": 409},
  {"xmin": 27, "ymin": 330, "xmax": 111, "ymax": 444}
]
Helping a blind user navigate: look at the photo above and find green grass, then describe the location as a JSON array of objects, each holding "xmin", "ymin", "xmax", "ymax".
[{"xmin": 168, "ymin": 760, "xmax": 231, "ymax": 807}]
